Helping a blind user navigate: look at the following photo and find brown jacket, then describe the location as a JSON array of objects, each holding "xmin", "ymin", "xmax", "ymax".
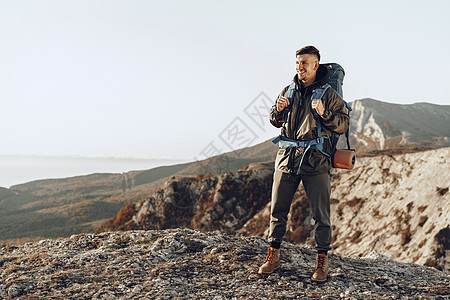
[{"xmin": 270, "ymin": 65, "xmax": 350, "ymax": 175}]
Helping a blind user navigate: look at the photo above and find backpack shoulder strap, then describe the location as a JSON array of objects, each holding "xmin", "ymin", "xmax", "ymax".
[
  {"xmin": 282, "ymin": 81, "xmax": 296, "ymax": 124},
  {"xmin": 311, "ymin": 84, "xmax": 330, "ymax": 101},
  {"xmin": 286, "ymin": 81, "xmax": 296, "ymax": 100},
  {"xmin": 311, "ymin": 84, "xmax": 331, "ymax": 141},
  {"xmin": 342, "ymin": 100, "xmax": 352, "ymax": 150}
]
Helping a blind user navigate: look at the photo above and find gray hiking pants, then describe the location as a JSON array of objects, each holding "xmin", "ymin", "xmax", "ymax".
[{"xmin": 268, "ymin": 169, "xmax": 332, "ymax": 252}]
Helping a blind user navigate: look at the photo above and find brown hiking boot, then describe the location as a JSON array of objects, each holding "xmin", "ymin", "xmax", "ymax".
[
  {"xmin": 311, "ymin": 253, "xmax": 328, "ymax": 282},
  {"xmin": 258, "ymin": 247, "xmax": 280, "ymax": 274}
]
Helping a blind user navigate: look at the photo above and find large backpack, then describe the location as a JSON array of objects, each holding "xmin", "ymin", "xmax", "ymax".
[
  {"xmin": 273, "ymin": 63, "xmax": 355, "ymax": 170},
  {"xmin": 313, "ymin": 63, "xmax": 352, "ymax": 151}
]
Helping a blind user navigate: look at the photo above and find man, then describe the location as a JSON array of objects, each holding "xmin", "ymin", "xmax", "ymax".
[{"xmin": 258, "ymin": 46, "xmax": 349, "ymax": 282}]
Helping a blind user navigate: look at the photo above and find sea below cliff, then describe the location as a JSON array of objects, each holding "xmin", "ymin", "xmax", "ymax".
[{"xmin": 0, "ymin": 155, "xmax": 186, "ymax": 188}]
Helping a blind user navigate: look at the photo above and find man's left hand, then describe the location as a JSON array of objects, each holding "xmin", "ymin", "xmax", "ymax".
[{"xmin": 311, "ymin": 99, "xmax": 325, "ymax": 116}]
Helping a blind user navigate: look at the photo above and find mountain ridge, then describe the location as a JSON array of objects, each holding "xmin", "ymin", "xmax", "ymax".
[{"xmin": 348, "ymin": 98, "xmax": 450, "ymax": 151}]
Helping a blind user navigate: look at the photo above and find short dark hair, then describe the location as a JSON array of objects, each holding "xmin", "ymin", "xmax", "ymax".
[{"xmin": 296, "ymin": 45, "xmax": 320, "ymax": 62}]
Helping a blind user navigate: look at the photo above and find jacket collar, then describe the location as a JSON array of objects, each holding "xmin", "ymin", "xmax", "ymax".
[{"xmin": 293, "ymin": 64, "xmax": 330, "ymax": 90}]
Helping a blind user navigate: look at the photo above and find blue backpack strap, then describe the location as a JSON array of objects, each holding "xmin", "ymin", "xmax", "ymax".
[
  {"xmin": 272, "ymin": 135, "xmax": 281, "ymax": 144},
  {"xmin": 342, "ymin": 100, "xmax": 352, "ymax": 150},
  {"xmin": 282, "ymin": 81, "xmax": 296, "ymax": 124},
  {"xmin": 311, "ymin": 84, "xmax": 330, "ymax": 152},
  {"xmin": 273, "ymin": 135, "xmax": 327, "ymax": 148}
]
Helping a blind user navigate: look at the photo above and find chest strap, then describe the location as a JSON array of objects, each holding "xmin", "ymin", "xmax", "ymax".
[
  {"xmin": 272, "ymin": 135, "xmax": 327, "ymax": 148},
  {"xmin": 272, "ymin": 135, "xmax": 330, "ymax": 175}
]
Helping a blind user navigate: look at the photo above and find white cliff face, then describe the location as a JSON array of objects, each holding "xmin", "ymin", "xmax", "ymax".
[
  {"xmin": 330, "ymin": 148, "xmax": 450, "ymax": 269},
  {"xmin": 350, "ymin": 100, "xmax": 386, "ymax": 150},
  {"xmin": 353, "ymin": 100, "xmax": 365, "ymax": 133},
  {"xmin": 348, "ymin": 99, "xmax": 450, "ymax": 151},
  {"xmin": 351, "ymin": 100, "xmax": 370, "ymax": 149},
  {"xmin": 363, "ymin": 113, "xmax": 385, "ymax": 149}
]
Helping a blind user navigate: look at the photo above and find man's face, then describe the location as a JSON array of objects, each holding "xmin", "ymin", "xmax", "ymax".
[{"xmin": 296, "ymin": 54, "xmax": 319, "ymax": 83}]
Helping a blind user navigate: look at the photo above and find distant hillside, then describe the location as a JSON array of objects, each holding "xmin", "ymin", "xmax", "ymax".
[{"xmin": 0, "ymin": 162, "xmax": 190, "ymax": 241}]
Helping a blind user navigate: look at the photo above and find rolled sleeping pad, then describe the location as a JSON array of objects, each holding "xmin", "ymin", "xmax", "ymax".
[{"xmin": 333, "ymin": 149, "xmax": 356, "ymax": 170}]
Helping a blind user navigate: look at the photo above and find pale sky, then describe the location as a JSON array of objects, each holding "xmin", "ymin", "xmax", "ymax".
[{"xmin": 1, "ymin": 0, "xmax": 449, "ymax": 160}]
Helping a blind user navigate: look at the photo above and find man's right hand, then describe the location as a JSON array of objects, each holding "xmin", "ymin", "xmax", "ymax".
[{"xmin": 277, "ymin": 96, "xmax": 290, "ymax": 112}]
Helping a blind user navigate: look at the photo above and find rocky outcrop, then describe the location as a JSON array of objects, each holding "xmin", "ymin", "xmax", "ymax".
[
  {"xmin": 101, "ymin": 148, "xmax": 450, "ymax": 272},
  {"xmin": 114, "ymin": 163, "xmax": 273, "ymax": 234},
  {"xmin": 1, "ymin": 229, "xmax": 449, "ymax": 299},
  {"xmin": 101, "ymin": 162, "xmax": 274, "ymax": 234}
]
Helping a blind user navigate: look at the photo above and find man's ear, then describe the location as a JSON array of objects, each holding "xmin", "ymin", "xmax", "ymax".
[{"xmin": 313, "ymin": 60, "xmax": 319, "ymax": 71}]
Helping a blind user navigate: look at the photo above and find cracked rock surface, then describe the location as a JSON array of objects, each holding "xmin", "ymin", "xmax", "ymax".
[{"xmin": 1, "ymin": 229, "xmax": 449, "ymax": 299}]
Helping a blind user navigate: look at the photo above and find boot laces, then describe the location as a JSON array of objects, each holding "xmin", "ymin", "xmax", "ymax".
[
  {"xmin": 316, "ymin": 254, "xmax": 326, "ymax": 271},
  {"xmin": 265, "ymin": 248, "xmax": 276, "ymax": 263}
]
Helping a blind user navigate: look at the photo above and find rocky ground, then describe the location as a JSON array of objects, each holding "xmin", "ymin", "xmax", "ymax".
[{"xmin": 1, "ymin": 229, "xmax": 449, "ymax": 299}]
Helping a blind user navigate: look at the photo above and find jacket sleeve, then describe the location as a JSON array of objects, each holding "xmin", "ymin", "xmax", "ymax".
[
  {"xmin": 321, "ymin": 88, "xmax": 349, "ymax": 135},
  {"xmin": 269, "ymin": 86, "xmax": 289, "ymax": 128}
]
